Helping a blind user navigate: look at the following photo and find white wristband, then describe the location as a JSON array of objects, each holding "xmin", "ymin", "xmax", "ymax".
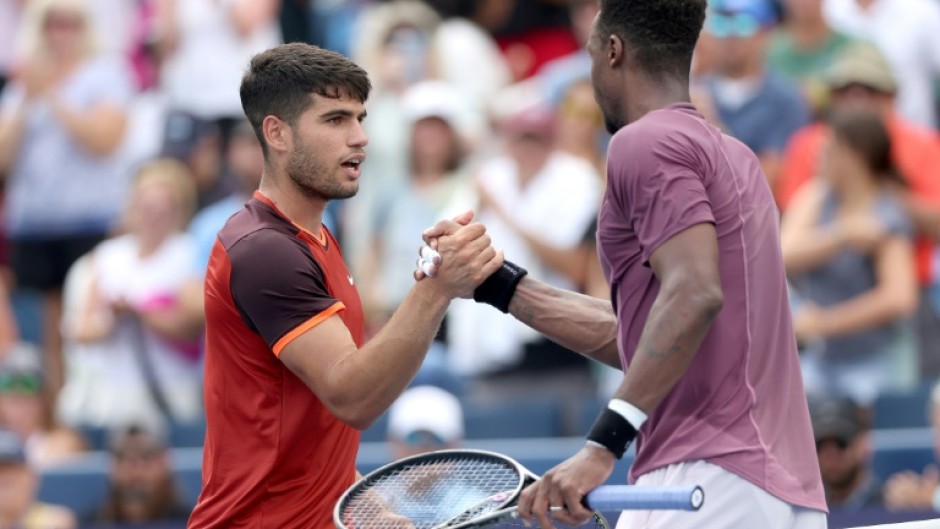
[{"xmin": 608, "ymin": 399, "xmax": 648, "ymax": 429}]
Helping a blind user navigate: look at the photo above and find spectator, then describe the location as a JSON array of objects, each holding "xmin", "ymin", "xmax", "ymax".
[
  {"xmin": 777, "ymin": 44, "xmax": 940, "ymax": 377},
  {"xmin": 98, "ymin": 423, "xmax": 189, "ymax": 524},
  {"xmin": 387, "ymin": 385, "xmax": 463, "ymax": 461},
  {"xmin": 0, "ymin": 0, "xmax": 134, "ymax": 396},
  {"xmin": 0, "ymin": 343, "xmax": 84, "ymax": 468},
  {"xmin": 883, "ymin": 380, "xmax": 940, "ymax": 512},
  {"xmin": 472, "ymin": 0, "xmax": 579, "ymax": 82},
  {"xmin": 823, "ymin": 0, "xmax": 940, "ymax": 130},
  {"xmin": 536, "ymin": 0, "xmax": 598, "ymax": 106},
  {"xmin": 699, "ymin": 0, "xmax": 811, "ymax": 190},
  {"xmin": 155, "ymin": 0, "xmax": 281, "ymax": 143},
  {"xmin": 187, "ymin": 118, "xmax": 263, "ymax": 281},
  {"xmin": 363, "ymin": 81, "xmax": 476, "ymax": 330},
  {"xmin": 58, "ymin": 159, "xmax": 202, "ymax": 432},
  {"xmin": 554, "ymin": 77, "xmax": 606, "ymax": 178},
  {"xmin": 783, "ymin": 109, "xmax": 918, "ymax": 405},
  {"xmin": 160, "ymin": 110, "xmax": 230, "ymax": 211},
  {"xmin": 767, "ymin": 0, "xmax": 856, "ymax": 116},
  {"xmin": 0, "ymin": 428, "xmax": 75, "ymax": 529},
  {"xmin": 180, "ymin": 118, "xmax": 267, "ymax": 340},
  {"xmin": 811, "ymin": 395, "xmax": 884, "ymax": 510},
  {"xmin": 447, "ymin": 97, "xmax": 600, "ymax": 428}
]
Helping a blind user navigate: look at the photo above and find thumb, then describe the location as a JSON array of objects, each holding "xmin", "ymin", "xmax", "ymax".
[{"xmin": 451, "ymin": 209, "xmax": 475, "ymax": 226}]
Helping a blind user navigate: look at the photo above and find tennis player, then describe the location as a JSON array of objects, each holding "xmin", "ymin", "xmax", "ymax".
[
  {"xmin": 186, "ymin": 43, "xmax": 502, "ymax": 529},
  {"xmin": 421, "ymin": 1, "xmax": 827, "ymax": 527}
]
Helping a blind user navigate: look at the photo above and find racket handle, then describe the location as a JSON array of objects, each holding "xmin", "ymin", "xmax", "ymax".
[{"xmin": 584, "ymin": 485, "xmax": 704, "ymax": 512}]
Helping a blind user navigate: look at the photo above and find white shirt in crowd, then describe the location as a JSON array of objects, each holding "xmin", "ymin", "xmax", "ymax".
[
  {"xmin": 160, "ymin": 0, "xmax": 280, "ymax": 120},
  {"xmin": 58, "ymin": 234, "xmax": 202, "ymax": 430},
  {"xmin": 447, "ymin": 151, "xmax": 601, "ymax": 376}
]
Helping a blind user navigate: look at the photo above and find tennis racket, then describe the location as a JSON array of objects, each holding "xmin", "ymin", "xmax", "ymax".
[{"xmin": 334, "ymin": 449, "xmax": 704, "ymax": 529}]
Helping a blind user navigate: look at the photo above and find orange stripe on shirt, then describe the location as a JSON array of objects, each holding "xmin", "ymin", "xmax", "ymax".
[{"xmin": 272, "ymin": 302, "xmax": 346, "ymax": 356}]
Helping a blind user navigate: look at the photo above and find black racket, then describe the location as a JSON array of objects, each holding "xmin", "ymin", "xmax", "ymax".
[{"xmin": 334, "ymin": 449, "xmax": 704, "ymax": 529}]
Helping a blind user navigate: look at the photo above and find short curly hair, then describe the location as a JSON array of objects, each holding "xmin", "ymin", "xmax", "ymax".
[{"xmin": 597, "ymin": 0, "xmax": 706, "ymax": 79}]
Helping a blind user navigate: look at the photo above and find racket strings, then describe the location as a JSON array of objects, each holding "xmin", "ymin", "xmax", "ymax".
[{"xmin": 340, "ymin": 456, "xmax": 521, "ymax": 529}]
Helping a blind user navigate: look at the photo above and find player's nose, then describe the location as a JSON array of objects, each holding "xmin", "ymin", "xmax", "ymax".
[{"xmin": 348, "ymin": 120, "xmax": 368, "ymax": 149}]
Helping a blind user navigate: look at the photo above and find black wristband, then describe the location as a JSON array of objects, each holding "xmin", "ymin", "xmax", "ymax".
[
  {"xmin": 587, "ymin": 407, "xmax": 638, "ymax": 459},
  {"xmin": 473, "ymin": 260, "xmax": 528, "ymax": 313}
]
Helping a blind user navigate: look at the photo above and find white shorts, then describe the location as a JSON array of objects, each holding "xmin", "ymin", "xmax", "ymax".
[{"xmin": 613, "ymin": 461, "xmax": 827, "ymax": 529}]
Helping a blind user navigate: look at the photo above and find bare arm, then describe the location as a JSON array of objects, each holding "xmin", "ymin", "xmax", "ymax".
[
  {"xmin": 615, "ymin": 223, "xmax": 724, "ymax": 414},
  {"xmin": 796, "ymin": 235, "xmax": 918, "ymax": 340},
  {"xmin": 781, "ymin": 182, "xmax": 845, "ymax": 273},
  {"xmin": 0, "ymin": 103, "xmax": 29, "ymax": 173},
  {"xmin": 51, "ymin": 100, "xmax": 127, "ymax": 156},
  {"xmin": 138, "ymin": 303, "xmax": 204, "ymax": 341},
  {"xmin": 280, "ymin": 224, "xmax": 502, "ymax": 430},
  {"xmin": 508, "ymin": 277, "xmax": 620, "ymax": 369}
]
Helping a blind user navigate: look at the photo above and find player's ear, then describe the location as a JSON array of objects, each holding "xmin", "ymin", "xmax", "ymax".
[
  {"xmin": 262, "ymin": 115, "xmax": 291, "ymax": 155},
  {"xmin": 608, "ymin": 34, "xmax": 624, "ymax": 68}
]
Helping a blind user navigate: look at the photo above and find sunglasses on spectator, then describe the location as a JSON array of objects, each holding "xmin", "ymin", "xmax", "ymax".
[
  {"xmin": 815, "ymin": 437, "xmax": 851, "ymax": 452},
  {"xmin": 0, "ymin": 373, "xmax": 42, "ymax": 394},
  {"xmin": 705, "ymin": 13, "xmax": 763, "ymax": 38}
]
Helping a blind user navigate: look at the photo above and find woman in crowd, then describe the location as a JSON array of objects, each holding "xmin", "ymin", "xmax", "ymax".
[
  {"xmin": 58, "ymin": 159, "xmax": 202, "ymax": 432},
  {"xmin": 783, "ymin": 109, "xmax": 919, "ymax": 405}
]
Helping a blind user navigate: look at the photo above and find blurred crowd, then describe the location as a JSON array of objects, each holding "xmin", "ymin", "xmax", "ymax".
[{"xmin": 0, "ymin": 0, "xmax": 939, "ymax": 526}]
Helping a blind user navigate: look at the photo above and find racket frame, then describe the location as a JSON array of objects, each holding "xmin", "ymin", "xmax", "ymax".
[{"xmin": 334, "ymin": 449, "xmax": 529, "ymax": 529}]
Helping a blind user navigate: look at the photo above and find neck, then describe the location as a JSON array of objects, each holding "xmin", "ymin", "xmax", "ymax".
[
  {"xmin": 856, "ymin": 0, "xmax": 876, "ymax": 10},
  {"xmin": 836, "ymin": 176, "xmax": 880, "ymax": 206},
  {"xmin": 258, "ymin": 168, "xmax": 327, "ymax": 236},
  {"xmin": 623, "ymin": 75, "xmax": 691, "ymax": 125},
  {"xmin": 788, "ymin": 16, "xmax": 832, "ymax": 51},
  {"xmin": 137, "ymin": 235, "xmax": 167, "ymax": 259},
  {"xmin": 413, "ymin": 166, "xmax": 447, "ymax": 187}
]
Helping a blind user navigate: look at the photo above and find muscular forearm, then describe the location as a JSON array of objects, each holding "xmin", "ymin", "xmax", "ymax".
[
  {"xmin": 508, "ymin": 277, "xmax": 620, "ymax": 368},
  {"xmin": 328, "ymin": 281, "xmax": 450, "ymax": 429},
  {"xmin": 617, "ymin": 281, "xmax": 722, "ymax": 414}
]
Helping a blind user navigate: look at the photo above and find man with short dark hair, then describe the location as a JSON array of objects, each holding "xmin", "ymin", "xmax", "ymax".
[
  {"xmin": 423, "ymin": 1, "xmax": 826, "ymax": 527},
  {"xmin": 811, "ymin": 396, "xmax": 883, "ymax": 510},
  {"xmin": 187, "ymin": 43, "xmax": 501, "ymax": 529}
]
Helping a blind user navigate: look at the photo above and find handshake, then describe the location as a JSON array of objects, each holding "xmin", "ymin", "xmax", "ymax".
[{"xmin": 413, "ymin": 210, "xmax": 527, "ymax": 313}]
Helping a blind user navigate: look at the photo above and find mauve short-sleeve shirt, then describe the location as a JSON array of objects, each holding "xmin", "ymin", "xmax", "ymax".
[{"xmin": 597, "ymin": 103, "xmax": 826, "ymax": 512}]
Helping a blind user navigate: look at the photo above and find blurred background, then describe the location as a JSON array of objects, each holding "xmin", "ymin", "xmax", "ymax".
[{"xmin": 0, "ymin": 0, "xmax": 939, "ymax": 527}]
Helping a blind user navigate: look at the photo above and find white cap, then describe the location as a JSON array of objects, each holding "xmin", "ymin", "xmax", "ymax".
[
  {"xmin": 388, "ymin": 385, "xmax": 464, "ymax": 443},
  {"xmin": 401, "ymin": 81, "xmax": 466, "ymax": 126}
]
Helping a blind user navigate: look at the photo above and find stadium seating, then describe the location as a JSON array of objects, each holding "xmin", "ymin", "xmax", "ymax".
[{"xmin": 872, "ymin": 383, "xmax": 934, "ymax": 430}]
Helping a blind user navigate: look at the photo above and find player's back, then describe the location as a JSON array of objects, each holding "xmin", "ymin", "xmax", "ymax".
[
  {"xmin": 188, "ymin": 195, "xmax": 361, "ymax": 529},
  {"xmin": 598, "ymin": 103, "xmax": 825, "ymax": 513}
]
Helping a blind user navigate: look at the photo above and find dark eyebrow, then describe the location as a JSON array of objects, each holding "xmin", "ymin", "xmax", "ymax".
[{"xmin": 320, "ymin": 109, "xmax": 368, "ymax": 121}]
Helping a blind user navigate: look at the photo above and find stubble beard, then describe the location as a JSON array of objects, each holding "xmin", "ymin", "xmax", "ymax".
[{"xmin": 286, "ymin": 141, "xmax": 359, "ymax": 201}]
